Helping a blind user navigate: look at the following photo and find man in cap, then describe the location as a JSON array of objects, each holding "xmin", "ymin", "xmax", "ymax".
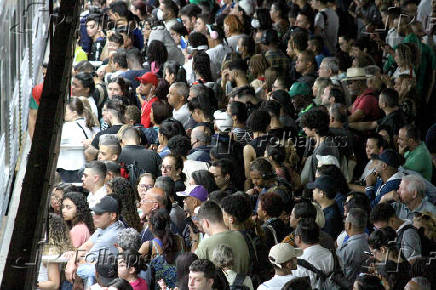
[
  {"xmin": 345, "ymin": 67, "xmax": 381, "ymax": 122},
  {"xmin": 257, "ymin": 243, "xmax": 302, "ymax": 289},
  {"xmin": 178, "ymin": 185, "xmax": 208, "ymax": 249},
  {"xmin": 66, "ymin": 196, "xmax": 125, "ymax": 286},
  {"xmin": 288, "ymin": 82, "xmax": 315, "ymax": 121},
  {"xmin": 365, "ymin": 149, "xmax": 405, "ymax": 207},
  {"xmin": 308, "ymin": 175, "xmax": 344, "ymax": 239},
  {"xmin": 135, "ymin": 71, "xmax": 159, "ymax": 128}
]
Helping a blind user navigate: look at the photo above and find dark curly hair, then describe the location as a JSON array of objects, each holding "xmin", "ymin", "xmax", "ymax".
[
  {"xmin": 299, "ymin": 108, "xmax": 330, "ymax": 137},
  {"xmin": 62, "ymin": 192, "xmax": 95, "ymax": 234},
  {"xmin": 147, "ymin": 40, "xmax": 168, "ymax": 70},
  {"xmin": 259, "ymin": 191, "xmax": 283, "ymax": 218},
  {"xmin": 167, "ymin": 135, "xmax": 192, "ymax": 156},
  {"xmin": 155, "ymin": 78, "xmax": 170, "ymax": 101},
  {"xmin": 110, "ymin": 177, "xmax": 142, "ymax": 232},
  {"xmin": 149, "ymin": 208, "xmax": 181, "ymax": 264},
  {"xmin": 193, "ymin": 52, "xmax": 212, "ymax": 82},
  {"xmin": 221, "ymin": 193, "xmax": 252, "ymax": 224}
]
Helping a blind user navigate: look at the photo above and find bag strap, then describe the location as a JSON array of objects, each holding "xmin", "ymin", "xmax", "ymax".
[
  {"xmin": 266, "ymin": 224, "xmax": 279, "ymax": 245},
  {"xmin": 232, "ymin": 273, "xmax": 246, "ymax": 287},
  {"xmin": 297, "ymin": 259, "xmax": 327, "ymax": 280},
  {"xmin": 75, "ymin": 120, "xmax": 90, "ymax": 139}
]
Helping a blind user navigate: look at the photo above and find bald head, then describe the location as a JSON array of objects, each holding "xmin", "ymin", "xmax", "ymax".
[{"xmin": 191, "ymin": 125, "xmax": 211, "ymax": 148}]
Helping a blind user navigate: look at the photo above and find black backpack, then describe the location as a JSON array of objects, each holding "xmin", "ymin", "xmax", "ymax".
[
  {"xmin": 239, "ymin": 230, "xmax": 273, "ymax": 288},
  {"xmin": 297, "ymin": 249, "xmax": 352, "ymax": 290},
  {"xmin": 229, "ymin": 273, "xmax": 250, "ymax": 290},
  {"xmin": 124, "ymin": 161, "xmax": 148, "ymax": 187}
]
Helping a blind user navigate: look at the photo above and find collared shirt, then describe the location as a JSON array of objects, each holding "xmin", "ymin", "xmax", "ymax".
[
  {"xmin": 336, "ymin": 233, "xmax": 369, "ymax": 283},
  {"xmin": 88, "ymin": 220, "xmax": 125, "ymax": 258},
  {"xmin": 392, "ymin": 200, "xmax": 436, "ymax": 220},
  {"xmin": 87, "ymin": 185, "xmax": 107, "ymax": 209},
  {"xmin": 292, "ymin": 244, "xmax": 334, "ymax": 289}
]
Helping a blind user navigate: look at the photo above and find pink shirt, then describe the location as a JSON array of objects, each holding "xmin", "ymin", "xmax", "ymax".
[
  {"xmin": 70, "ymin": 223, "xmax": 90, "ymax": 248},
  {"xmin": 130, "ymin": 277, "xmax": 148, "ymax": 290}
]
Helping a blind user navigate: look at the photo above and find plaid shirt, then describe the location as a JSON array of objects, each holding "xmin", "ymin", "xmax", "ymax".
[{"xmin": 265, "ymin": 48, "xmax": 290, "ymax": 75}]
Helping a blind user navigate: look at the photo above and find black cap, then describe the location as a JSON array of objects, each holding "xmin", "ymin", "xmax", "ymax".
[
  {"xmin": 371, "ymin": 149, "xmax": 401, "ymax": 168},
  {"xmin": 307, "ymin": 175, "xmax": 337, "ymax": 195},
  {"xmin": 93, "ymin": 196, "xmax": 119, "ymax": 214}
]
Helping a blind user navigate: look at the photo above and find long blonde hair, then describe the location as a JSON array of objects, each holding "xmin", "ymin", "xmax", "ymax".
[{"xmin": 43, "ymin": 213, "xmax": 73, "ymax": 256}]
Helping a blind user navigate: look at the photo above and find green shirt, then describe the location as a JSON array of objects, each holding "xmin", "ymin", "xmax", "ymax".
[
  {"xmin": 404, "ymin": 142, "xmax": 433, "ymax": 180},
  {"xmin": 195, "ymin": 230, "xmax": 250, "ymax": 274}
]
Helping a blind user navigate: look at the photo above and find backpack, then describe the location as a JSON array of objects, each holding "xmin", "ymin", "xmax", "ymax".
[
  {"xmin": 397, "ymin": 224, "xmax": 432, "ymax": 257},
  {"xmin": 297, "ymin": 249, "xmax": 352, "ymax": 290},
  {"xmin": 124, "ymin": 161, "xmax": 148, "ymax": 187},
  {"xmin": 239, "ymin": 230, "xmax": 273, "ymax": 288},
  {"xmin": 229, "ymin": 273, "xmax": 250, "ymax": 290}
]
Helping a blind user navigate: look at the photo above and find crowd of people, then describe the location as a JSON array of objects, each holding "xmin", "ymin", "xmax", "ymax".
[{"xmin": 32, "ymin": 0, "xmax": 436, "ymax": 289}]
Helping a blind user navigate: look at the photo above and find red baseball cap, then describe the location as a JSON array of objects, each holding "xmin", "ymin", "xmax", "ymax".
[{"xmin": 136, "ymin": 71, "xmax": 158, "ymax": 87}]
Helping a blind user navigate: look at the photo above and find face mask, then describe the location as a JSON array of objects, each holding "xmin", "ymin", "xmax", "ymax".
[
  {"xmin": 157, "ymin": 9, "xmax": 164, "ymax": 21},
  {"xmin": 251, "ymin": 19, "xmax": 260, "ymax": 29}
]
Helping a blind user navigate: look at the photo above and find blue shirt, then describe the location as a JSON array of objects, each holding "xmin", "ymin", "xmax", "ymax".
[
  {"xmin": 322, "ymin": 202, "xmax": 343, "ymax": 239},
  {"xmin": 88, "ymin": 220, "xmax": 125, "ymax": 260}
]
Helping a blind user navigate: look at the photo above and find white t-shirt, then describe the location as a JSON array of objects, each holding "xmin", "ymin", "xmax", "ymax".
[
  {"xmin": 292, "ymin": 244, "xmax": 334, "ymax": 289},
  {"xmin": 173, "ymin": 103, "xmax": 191, "ymax": 129},
  {"xmin": 87, "ymin": 185, "xmax": 107, "ymax": 209},
  {"xmin": 57, "ymin": 120, "xmax": 87, "ymax": 170},
  {"xmin": 257, "ymin": 274, "xmax": 295, "ymax": 289}
]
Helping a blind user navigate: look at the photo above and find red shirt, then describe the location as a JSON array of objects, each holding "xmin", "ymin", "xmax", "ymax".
[
  {"xmin": 352, "ymin": 89, "xmax": 381, "ymax": 121},
  {"xmin": 140, "ymin": 96, "xmax": 158, "ymax": 128},
  {"xmin": 130, "ymin": 277, "xmax": 148, "ymax": 290}
]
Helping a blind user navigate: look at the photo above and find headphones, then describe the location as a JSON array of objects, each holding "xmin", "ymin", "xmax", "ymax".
[{"xmin": 186, "ymin": 45, "xmax": 209, "ymax": 54}]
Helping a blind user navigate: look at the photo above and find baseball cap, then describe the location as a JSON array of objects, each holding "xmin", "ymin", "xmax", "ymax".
[
  {"xmin": 135, "ymin": 71, "xmax": 158, "ymax": 87},
  {"xmin": 371, "ymin": 149, "xmax": 401, "ymax": 168},
  {"xmin": 93, "ymin": 196, "xmax": 119, "ymax": 214},
  {"xmin": 268, "ymin": 243, "xmax": 303, "ymax": 267},
  {"xmin": 289, "ymin": 82, "xmax": 311, "ymax": 98},
  {"xmin": 307, "ymin": 175, "xmax": 337, "ymax": 195},
  {"xmin": 176, "ymin": 185, "xmax": 208, "ymax": 202}
]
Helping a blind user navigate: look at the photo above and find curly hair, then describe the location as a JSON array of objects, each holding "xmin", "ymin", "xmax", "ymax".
[
  {"xmin": 299, "ymin": 108, "xmax": 330, "ymax": 136},
  {"xmin": 149, "ymin": 208, "xmax": 181, "ymax": 264},
  {"xmin": 224, "ymin": 14, "xmax": 243, "ymax": 34},
  {"xmin": 167, "ymin": 135, "xmax": 192, "ymax": 156},
  {"xmin": 110, "ymin": 177, "xmax": 142, "ymax": 232},
  {"xmin": 62, "ymin": 192, "xmax": 95, "ymax": 235},
  {"xmin": 259, "ymin": 191, "xmax": 283, "ymax": 218},
  {"xmin": 193, "ymin": 52, "xmax": 212, "ymax": 82},
  {"xmin": 220, "ymin": 193, "xmax": 252, "ymax": 224},
  {"xmin": 117, "ymin": 228, "xmax": 142, "ymax": 251},
  {"xmin": 45, "ymin": 213, "xmax": 73, "ymax": 255},
  {"xmin": 147, "ymin": 40, "xmax": 168, "ymax": 69}
]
